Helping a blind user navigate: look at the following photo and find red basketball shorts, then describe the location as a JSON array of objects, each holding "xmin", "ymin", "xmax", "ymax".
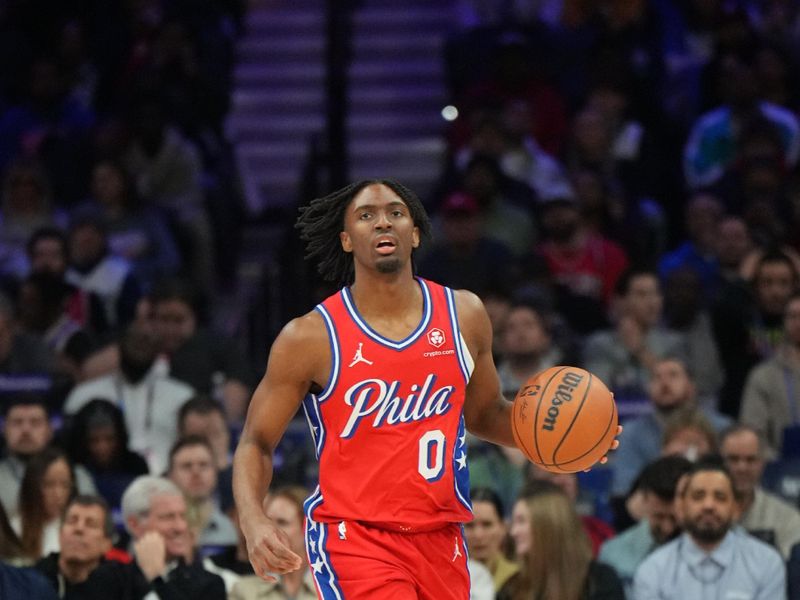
[{"xmin": 304, "ymin": 518, "xmax": 471, "ymax": 599}]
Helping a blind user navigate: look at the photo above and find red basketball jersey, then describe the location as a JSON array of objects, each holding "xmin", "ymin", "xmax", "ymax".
[{"xmin": 302, "ymin": 278, "xmax": 473, "ymax": 528}]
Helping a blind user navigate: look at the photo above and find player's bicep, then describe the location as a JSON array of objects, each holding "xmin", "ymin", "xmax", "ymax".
[{"xmin": 241, "ymin": 317, "xmax": 326, "ymax": 452}]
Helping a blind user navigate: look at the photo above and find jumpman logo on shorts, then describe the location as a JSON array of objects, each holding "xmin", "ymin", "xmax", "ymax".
[
  {"xmin": 452, "ymin": 537, "xmax": 462, "ymax": 562},
  {"xmin": 348, "ymin": 343, "xmax": 373, "ymax": 367}
]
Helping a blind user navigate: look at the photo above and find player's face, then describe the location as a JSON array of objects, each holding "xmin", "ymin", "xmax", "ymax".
[
  {"xmin": 340, "ymin": 184, "xmax": 420, "ymax": 276},
  {"xmin": 720, "ymin": 431, "xmax": 764, "ymax": 496},
  {"xmin": 682, "ymin": 471, "xmax": 736, "ymax": 547},
  {"xmin": 464, "ymin": 500, "xmax": 506, "ymax": 563},
  {"xmin": 266, "ymin": 496, "xmax": 304, "ymax": 556},
  {"xmin": 509, "ymin": 499, "xmax": 531, "ymax": 557}
]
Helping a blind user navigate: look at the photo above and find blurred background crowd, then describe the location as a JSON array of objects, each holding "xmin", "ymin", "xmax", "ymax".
[{"xmin": 3, "ymin": 0, "xmax": 800, "ymax": 598}]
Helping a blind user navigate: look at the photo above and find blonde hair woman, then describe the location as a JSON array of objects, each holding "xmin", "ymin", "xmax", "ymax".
[{"xmin": 499, "ymin": 486, "xmax": 623, "ymax": 600}]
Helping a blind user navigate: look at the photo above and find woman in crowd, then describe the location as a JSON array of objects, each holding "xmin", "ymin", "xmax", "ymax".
[
  {"xmin": 500, "ymin": 485, "xmax": 624, "ymax": 600},
  {"xmin": 13, "ymin": 447, "xmax": 76, "ymax": 560},
  {"xmin": 464, "ymin": 487, "xmax": 518, "ymax": 592},
  {"xmin": 65, "ymin": 398, "xmax": 149, "ymax": 509}
]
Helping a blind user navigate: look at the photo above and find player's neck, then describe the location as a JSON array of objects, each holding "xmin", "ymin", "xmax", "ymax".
[{"xmin": 349, "ymin": 270, "xmax": 419, "ymax": 315}]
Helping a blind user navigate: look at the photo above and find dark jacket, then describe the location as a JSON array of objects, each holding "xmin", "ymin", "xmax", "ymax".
[{"xmin": 0, "ymin": 561, "xmax": 58, "ymax": 600}]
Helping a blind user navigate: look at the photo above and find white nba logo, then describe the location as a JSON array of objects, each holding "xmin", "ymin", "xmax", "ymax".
[{"xmin": 427, "ymin": 328, "xmax": 445, "ymax": 348}]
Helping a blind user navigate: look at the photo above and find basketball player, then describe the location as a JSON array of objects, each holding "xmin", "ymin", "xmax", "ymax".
[{"xmin": 233, "ymin": 180, "xmax": 616, "ymax": 599}]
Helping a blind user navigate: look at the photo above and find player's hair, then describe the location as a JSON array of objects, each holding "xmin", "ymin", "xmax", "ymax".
[
  {"xmin": 295, "ymin": 179, "xmax": 432, "ymax": 287},
  {"xmin": 507, "ymin": 489, "xmax": 592, "ymax": 600}
]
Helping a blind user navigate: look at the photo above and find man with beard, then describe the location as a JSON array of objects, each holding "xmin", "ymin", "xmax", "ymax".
[
  {"xmin": 609, "ymin": 358, "xmax": 730, "ymax": 516},
  {"xmin": 63, "ymin": 324, "xmax": 194, "ymax": 473},
  {"xmin": 632, "ymin": 460, "xmax": 785, "ymax": 599},
  {"xmin": 599, "ymin": 456, "xmax": 692, "ymax": 597}
]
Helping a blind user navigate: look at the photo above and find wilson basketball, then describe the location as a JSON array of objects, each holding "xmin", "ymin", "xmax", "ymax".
[{"xmin": 511, "ymin": 366, "xmax": 617, "ymax": 473}]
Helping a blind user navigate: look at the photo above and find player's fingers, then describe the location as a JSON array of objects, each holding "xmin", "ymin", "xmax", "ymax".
[
  {"xmin": 610, "ymin": 439, "xmax": 620, "ymax": 450},
  {"xmin": 250, "ymin": 541, "xmax": 295, "ymax": 574},
  {"xmin": 617, "ymin": 425, "xmax": 623, "ymax": 435},
  {"xmin": 599, "ymin": 456, "xmax": 608, "ymax": 465}
]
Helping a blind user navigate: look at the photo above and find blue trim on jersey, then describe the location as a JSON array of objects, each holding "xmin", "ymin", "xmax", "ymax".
[
  {"xmin": 452, "ymin": 416, "xmax": 472, "ymax": 513},
  {"xmin": 314, "ymin": 305, "xmax": 340, "ymax": 402},
  {"xmin": 302, "ymin": 394, "xmax": 325, "ymax": 459},
  {"xmin": 444, "ymin": 287, "xmax": 470, "ymax": 383},
  {"xmin": 340, "ymin": 277, "xmax": 432, "ymax": 350},
  {"xmin": 305, "ymin": 516, "xmax": 344, "ymax": 600}
]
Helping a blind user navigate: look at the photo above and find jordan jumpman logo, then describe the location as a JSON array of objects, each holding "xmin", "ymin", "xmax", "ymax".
[
  {"xmin": 348, "ymin": 342, "xmax": 373, "ymax": 367},
  {"xmin": 452, "ymin": 537, "xmax": 463, "ymax": 562}
]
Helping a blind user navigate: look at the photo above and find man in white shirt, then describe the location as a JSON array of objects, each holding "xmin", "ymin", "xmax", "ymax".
[{"xmin": 64, "ymin": 326, "xmax": 194, "ymax": 474}]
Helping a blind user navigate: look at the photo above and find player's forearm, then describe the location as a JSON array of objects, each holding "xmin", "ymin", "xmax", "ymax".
[
  {"xmin": 466, "ymin": 397, "xmax": 515, "ymax": 447},
  {"xmin": 232, "ymin": 438, "xmax": 274, "ymax": 524}
]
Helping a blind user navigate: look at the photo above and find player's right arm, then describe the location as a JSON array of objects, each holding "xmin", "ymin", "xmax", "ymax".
[{"xmin": 232, "ymin": 311, "xmax": 329, "ymax": 581}]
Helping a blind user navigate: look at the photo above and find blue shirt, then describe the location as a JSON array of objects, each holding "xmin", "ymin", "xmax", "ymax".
[
  {"xmin": 632, "ymin": 529, "xmax": 785, "ymax": 600},
  {"xmin": 599, "ymin": 520, "xmax": 656, "ymax": 598}
]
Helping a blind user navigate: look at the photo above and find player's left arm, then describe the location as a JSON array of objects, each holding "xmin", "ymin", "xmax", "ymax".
[{"xmin": 455, "ymin": 289, "xmax": 516, "ymax": 448}]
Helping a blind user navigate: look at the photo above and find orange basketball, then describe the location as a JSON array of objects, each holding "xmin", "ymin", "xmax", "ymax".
[{"xmin": 511, "ymin": 366, "xmax": 617, "ymax": 473}]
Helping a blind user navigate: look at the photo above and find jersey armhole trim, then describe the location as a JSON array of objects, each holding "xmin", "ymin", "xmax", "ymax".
[
  {"xmin": 445, "ymin": 287, "xmax": 474, "ymax": 383},
  {"xmin": 314, "ymin": 304, "xmax": 340, "ymax": 402}
]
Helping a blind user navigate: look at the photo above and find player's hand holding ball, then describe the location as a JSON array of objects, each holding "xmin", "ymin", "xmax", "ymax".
[{"xmin": 511, "ymin": 366, "xmax": 620, "ymax": 473}]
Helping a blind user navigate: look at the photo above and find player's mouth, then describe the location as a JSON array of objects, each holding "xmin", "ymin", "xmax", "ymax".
[{"xmin": 375, "ymin": 237, "xmax": 397, "ymax": 255}]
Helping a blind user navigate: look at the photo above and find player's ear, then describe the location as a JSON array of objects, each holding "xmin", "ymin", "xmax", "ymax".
[
  {"xmin": 340, "ymin": 231, "xmax": 353, "ymax": 253},
  {"xmin": 412, "ymin": 226, "xmax": 420, "ymax": 249}
]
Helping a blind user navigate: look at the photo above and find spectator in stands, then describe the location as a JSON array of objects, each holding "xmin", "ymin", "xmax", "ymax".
[
  {"xmin": 17, "ymin": 271, "xmax": 95, "ymax": 383},
  {"xmin": 65, "ymin": 214, "xmax": 141, "ymax": 333},
  {"xmin": 658, "ymin": 193, "xmax": 724, "ymax": 303},
  {"xmin": 661, "ymin": 409, "xmax": 718, "ymax": 460},
  {"xmin": 609, "ymin": 358, "xmax": 731, "ymax": 507},
  {"xmin": 632, "ymin": 460, "xmax": 785, "ymax": 599},
  {"xmin": 496, "ymin": 301, "xmax": 569, "ymax": 399},
  {"xmin": 167, "ymin": 435, "xmax": 236, "ymax": 553},
  {"xmin": 177, "ymin": 396, "xmax": 233, "ymax": 511},
  {"xmin": 63, "ymin": 324, "xmax": 194, "ymax": 474},
  {"xmin": 418, "ymin": 191, "xmax": 514, "ymax": 292},
  {"xmin": 464, "ymin": 487, "xmax": 517, "ymax": 592},
  {"xmin": 123, "ymin": 96, "xmax": 216, "ymax": 294},
  {"xmin": 740, "ymin": 292, "xmax": 800, "ymax": 456},
  {"xmin": 13, "ymin": 447, "xmax": 76, "ymax": 560},
  {"xmin": 0, "ymin": 159, "xmax": 65, "ymax": 281},
  {"xmin": 77, "ymin": 158, "xmax": 181, "ymax": 286},
  {"xmin": 0, "ymin": 395, "xmax": 95, "ymax": 518},
  {"xmin": 229, "ymin": 485, "xmax": 318, "ymax": 600},
  {"xmin": 0, "ymin": 297, "xmax": 55, "ymax": 392},
  {"xmin": 34, "ymin": 495, "xmax": 113, "ymax": 597},
  {"xmin": 65, "ymin": 399, "xmax": 149, "ymax": 509},
  {"xmin": 202, "ymin": 503, "xmax": 253, "ymax": 593},
  {"xmin": 661, "ymin": 267, "xmax": 724, "ymax": 401},
  {"xmin": 720, "ymin": 424, "xmax": 800, "ymax": 559},
  {"xmin": 459, "ymin": 154, "xmax": 536, "ymax": 257},
  {"xmin": 0, "ymin": 501, "xmax": 23, "ymax": 564},
  {"xmin": 88, "ymin": 476, "xmax": 225, "ymax": 598},
  {"xmin": 683, "ymin": 46, "xmax": 800, "ymax": 189},
  {"xmin": 150, "ymin": 278, "xmax": 253, "ymax": 422},
  {"xmin": 712, "ymin": 250, "xmax": 799, "ymax": 417},
  {"xmin": 501, "ymin": 484, "xmax": 624, "ymax": 600},
  {"xmin": 0, "ymin": 562, "xmax": 57, "ymax": 599},
  {"xmin": 599, "ymin": 455, "xmax": 692, "ymax": 596},
  {"xmin": 526, "ymin": 467, "xmax": 615, "ymax": 557},
  {"xmin": 26, "ymin": 227, "xmax": 107, "ymax": 335},
  {"xmin": 533, "ymin": 192, "xmax": 629, "ymax": 334},
  {"xmin": 584, "ymin": 268, "xmax": 686, "ymax": 417},
  {"xmin": 714, "ymin": 216, "xmax": 754, "ymax": 286}
]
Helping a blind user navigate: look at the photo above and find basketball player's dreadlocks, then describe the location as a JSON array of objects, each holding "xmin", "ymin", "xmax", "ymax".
[{"xmin": 295, "ymin": 179, "xmax": 432, "ymax": 287}]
